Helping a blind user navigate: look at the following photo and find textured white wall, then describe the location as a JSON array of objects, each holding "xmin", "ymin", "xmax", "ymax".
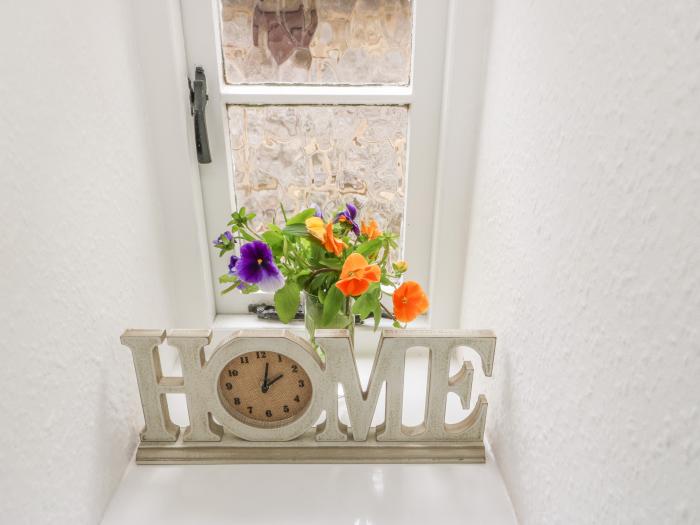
[
  {"xmin": 462, "ymin": 1, "xmax": 700, "ymax": 523},
  {"xmin": 0, "ymin": 1, "xmax": 176, "ymax": 523}
]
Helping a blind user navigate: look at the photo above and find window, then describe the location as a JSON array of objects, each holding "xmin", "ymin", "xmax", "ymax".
[
  {"xmin": 220, "ymin": 0, "xmax": 413, "ymax": 85},
  {"xmin": 226, "ymin": 104, "xmax": 408, "ymax": 262},
  {"xmin": 181, "ymin": 0, "xmax": 449, "ymax": 314}
]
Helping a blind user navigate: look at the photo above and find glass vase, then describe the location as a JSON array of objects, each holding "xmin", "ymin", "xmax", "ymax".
[{"xmin": 303, "ymin": 292, "xmax": 354, "ymax": 355}]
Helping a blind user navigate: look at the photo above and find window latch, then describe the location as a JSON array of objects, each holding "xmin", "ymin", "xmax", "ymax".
[{"xmin": 188, "ymin": 66, "xmax": 212, "ymax": 164}]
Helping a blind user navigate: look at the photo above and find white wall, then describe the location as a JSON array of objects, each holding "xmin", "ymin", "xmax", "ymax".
[
  {"xmin": 462, "ymin": 1, "xmax": 700, "ymax": 523},
  {"xmin": 0, "ymin": 1, "xmax": 181, "ymax": 522}
]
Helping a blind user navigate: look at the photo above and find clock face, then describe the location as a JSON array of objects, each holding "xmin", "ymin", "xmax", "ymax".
[{"xmin": 217, "ymin": 350, "xmax": 313, "ymax": 428}]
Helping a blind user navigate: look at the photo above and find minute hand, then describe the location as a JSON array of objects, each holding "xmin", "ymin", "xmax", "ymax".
[
  {"xmin": 261, "ymin": 362, "xmax": 269, "ymax": 392},
  {"xmin": 266, "ymin": 374, "xmax": 284, "ymax": 387}
]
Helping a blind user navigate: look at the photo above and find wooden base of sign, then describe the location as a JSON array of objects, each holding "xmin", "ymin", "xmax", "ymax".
[{"xmin": 135, "ymin": 430, "xmax": 486, "ymax": 464}]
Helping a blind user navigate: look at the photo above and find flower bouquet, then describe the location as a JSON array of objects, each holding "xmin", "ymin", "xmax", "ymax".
[{"xmin": 213, "ymin": 203, "xmax": 429, "ymax": 346}]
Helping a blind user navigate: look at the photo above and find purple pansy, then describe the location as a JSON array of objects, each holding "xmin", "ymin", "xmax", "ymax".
[
  {"xmin": 212, "ymin": 231, "xmax": 234, "ymax": 248},
  {"xmin": 228, "ymin": 254, "xmax": 239, "ymax": 275},
  {"xmin": 335, "ymin": 203, "xmax": 360, "ymax": 236},
  {"xmin": 227, "ymin": 255, "xmax": 246, "ymax": 290},
  {"xmin": 235, "ymin": 240, "xmax": 285, "ymax": 292}
]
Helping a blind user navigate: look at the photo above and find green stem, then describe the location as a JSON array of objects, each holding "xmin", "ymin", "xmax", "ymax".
[
  {"xmin": 380, "ymin": 301, "xmax": 395, "ymax": 320},
  {"xmin": 241, "ymin": 224, "xmax": 263, "ymax": 240},
  {"xmin": 380, "ymin": 244, "xmax": 391, "ymax": 266},
  {"xmin": 308, "ymin": 267, "xmax": 336, "ymax": 279}
]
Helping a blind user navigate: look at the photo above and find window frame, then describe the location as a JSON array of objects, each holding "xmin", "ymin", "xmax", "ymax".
[{"xmin": 179, "ymin": 0, "xmax": 453, "ymax": 318}]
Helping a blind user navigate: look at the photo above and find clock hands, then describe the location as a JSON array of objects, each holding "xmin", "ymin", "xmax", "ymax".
[{"xmin": 261, "ymin": 362, "xmax": 284, "ymax": 394}]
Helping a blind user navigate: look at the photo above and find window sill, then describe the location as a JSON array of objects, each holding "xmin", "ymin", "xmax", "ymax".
[{"xmin": 104, "ymin": 355, "xmax": 515, "ymax": 525}]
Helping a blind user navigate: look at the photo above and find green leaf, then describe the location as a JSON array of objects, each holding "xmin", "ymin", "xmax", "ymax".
[
  {"xmin": 294, "ymin": 268, "xmax": 311, "ymax": 282},
  {"xmin": 241, "ymin": 284, "xmax": 259, "ymax": 294},
  {"xmin": 355, "ymin": 238, "xmax": 383, "ymax": 257},
  {"xmin": 274, "ymin": 281, "xmax": 301, "ymax": 324},
  {"xmin": 285, "ymin": 208, "xmax": 316, "ymax": 226},
  {"xmin": 322, "ymin": 285, "xmax": 344, "ymax": 326},
  {"xmin": 309, "ymin": 242, "xmax": 322, "ymax": 261},
  {"xmin": 262, "ymin": 231, "xmax": 284, "ymax": 255},
  {"xmin": 309, "ymin": 272, "xmax": 329, "ymax": 291},
  {"xmin": 319, "ymin": 257, "xmax": 342, "ymax": 270},
  {"xmin": 240, "ymin": 230, "xmax": 255, "ymax": 241},
  {"xmin": 282, "ymin": 223, "xmax": 309, "ymax": 237},
  {"xmin": 352, "ymin": 283, "xmax": 380, "ymax": 321},
  {"xmin": 322, "ymin": 272, "xmax": 337, "ymax": 289},
  {"xmin": 352, "ymin": 292, "xmax": 376, "ymax": 321},
  {"xmin": 392, "ymin": 320, "xmax": 402, "ymax": 329},
  {"xmin": 373, "ymin": 303, "xmax": 383, "ymax": 330}
]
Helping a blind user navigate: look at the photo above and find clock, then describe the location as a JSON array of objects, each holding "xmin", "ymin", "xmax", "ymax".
[{"xmin": 217, "ymin": 350, "xmax": 313, "ymax": 428}]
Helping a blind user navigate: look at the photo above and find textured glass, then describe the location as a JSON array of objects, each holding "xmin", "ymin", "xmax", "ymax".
[
  {"xmin": 220, "ymin": 0, "xmax": 413, "ymax": 85},
  {"xmin": 227, "ymin": 105, "xmax": 408, "ymax": 246}
]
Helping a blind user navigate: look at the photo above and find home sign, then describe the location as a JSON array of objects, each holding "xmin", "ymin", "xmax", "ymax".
[{"xmin": 121, "ymin": 328, "xmax": 496, "ymax": 464}]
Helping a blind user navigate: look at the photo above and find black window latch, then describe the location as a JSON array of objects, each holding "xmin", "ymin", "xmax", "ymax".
[{"xmin": 188, "ymin": 66, "xmax": 211, "ymax": 164}]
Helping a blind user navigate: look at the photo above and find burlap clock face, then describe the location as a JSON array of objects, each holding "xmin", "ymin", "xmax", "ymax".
[{"xmin": 217, "ymin": 350, "xmax": 313, "ymax": 428}]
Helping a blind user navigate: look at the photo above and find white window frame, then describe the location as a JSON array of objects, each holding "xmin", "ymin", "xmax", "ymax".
[
  {"xmin": 129, "ymin": 0, "xmax": 493, "ymax": 328},
  {"xmin": 180, "ymin": 0, "xmax": 451, "ymax": 316}
]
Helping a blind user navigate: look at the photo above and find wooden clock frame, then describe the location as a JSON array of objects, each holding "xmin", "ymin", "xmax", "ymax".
[{"xmin": 121, "ymin": 328, "xmax": 496, "ymax": 464}]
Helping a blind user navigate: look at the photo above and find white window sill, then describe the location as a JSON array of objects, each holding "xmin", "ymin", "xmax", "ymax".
[{"xmin": 103, "ymin": 353, "xmax": 516, "ymax": 525}]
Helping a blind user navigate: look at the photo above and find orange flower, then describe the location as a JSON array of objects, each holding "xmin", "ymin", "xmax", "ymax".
[
  {"xmin": 361, "ymin": 219, "xmax": 381, "ymax": 240},
  {"xmin": 392, "ymin": 281, "xmax": 429, "ymax": 323},
  {"xmin": 322, "ymin": 222, "xmax": 346, "ymax": 256},
  {"xmin": 335, "ymin": 253, "xmax": 381, "ymax": 297}
]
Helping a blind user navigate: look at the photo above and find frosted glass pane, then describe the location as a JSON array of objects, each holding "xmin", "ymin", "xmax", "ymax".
[
  {"xmin": 227, "ymin": 105, "xmax": 408, "ymax": 245},
  {"xmin": 220, "ymin": 0, "xmax": 413, "ymax": 85}
]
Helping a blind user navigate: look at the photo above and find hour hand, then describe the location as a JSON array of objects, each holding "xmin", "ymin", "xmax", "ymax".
[{"xmin": 267, "ymin": 373, "xmax": 284, "ymax": 387}]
